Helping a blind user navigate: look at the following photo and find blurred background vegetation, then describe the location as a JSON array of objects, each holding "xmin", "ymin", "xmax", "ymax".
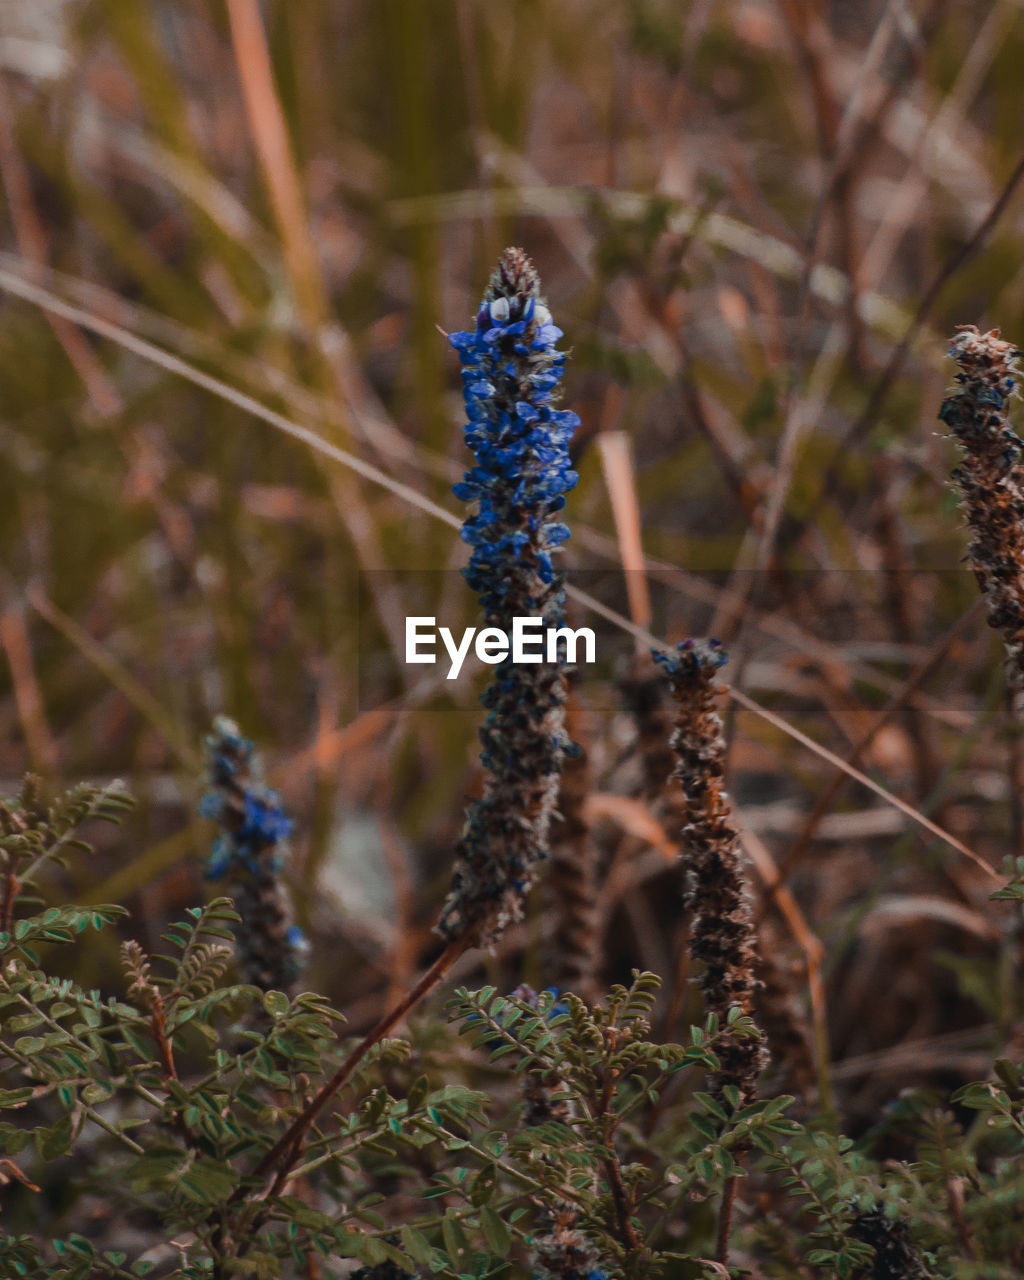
[{"xmin": 2, "ymin": 0, "xmax": 1024, "ymax": 1131}]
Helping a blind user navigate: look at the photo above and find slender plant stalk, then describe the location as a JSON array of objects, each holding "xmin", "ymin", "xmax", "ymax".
[
  {"xmin": 237, "ymin": 934, "xmax": 471, "ymax": 1199},
  {"xmin": 717, "ymin": 1173, "xmax": 739, "ymax": 1264},
  {"xmin": 658, "ymin": 638, "xmax": 767, "ymax": 1267}
]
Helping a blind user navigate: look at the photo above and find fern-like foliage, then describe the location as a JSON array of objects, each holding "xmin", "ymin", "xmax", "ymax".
[
  {"xmin": 6, "ymin": 776, "xmax": 1024, "ymax": 1279},
  {"xmin": 446, "ymin": 974, "xmax": 798, "ymax": 1279},
  {"xmin": 0, "ymin": 776, "xmax": 133, "ymax": 895}
]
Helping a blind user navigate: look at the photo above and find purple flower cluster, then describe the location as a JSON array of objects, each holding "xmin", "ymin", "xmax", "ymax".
[
  {"xmin": 449, "ymin": 256, "xmax": 579, "ymax": 614},
  {"xmin": 201, "ymin": 721, "xmax": 293, "ymax": 880},
  {"xmin": 436, "ymin": 249, "xmax": 580, "ymax": 946},
  {"xmin": 200, "ymin": 716, "xmax": 306, "ymax": 993}
]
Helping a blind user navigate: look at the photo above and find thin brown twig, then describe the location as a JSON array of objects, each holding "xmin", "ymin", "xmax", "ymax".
[
  {"xmin": 126, "ymin": 963, "xmax": 199, "ymax": 1154},
  {"xmin": 875, "ymin": 457, "xmax": 940, "ymax": 802},
  {"xmin": 1, "ymin": 869, "xmax": 20, "ymax": 935},
  {"xmin": 0, "ymin": 607, "xmax": 58, "ymax": 775},
  {"xmin": 789, "ymin": 147, "xmax": 1024, "ymax": 551},
  {"xmin": 729, "ymin": 681, "xmax": 995, "ymax": 879},
  {"xmin": 946, "ymin": 1177, "xmax": 976, "ymax": 1260},
  {"xmin": 374, "ymin": 718, "xmax": 418, "ymax": 1005},
  {"xmin": 740, "ymin": 825, "xmax": 832, "ymax": 1113},
  {"xmin": 756, "ymin": 597, "xmax": 987, "ymax": 921},
  {"xmin": 678, "ymin": 372, "xmax": 765, "ymax": 532},
  {"xmin": 765, "ymin": 0, "xmax": 954, "ymax": 570},
  {"xmin": 762, "ymin": 0, "xmax": 858, "ymax": 573},
  {"xmin": 603, "ymin": 1147, "xmax": 640, "ymax": 1253},
  {"xmin": 234, "ymin": 935, "xmax": 472, "ymax": 1203},
  {"xmin": 598, "ymin": 430, "xmax": 652, "ymax": 642},
  {"xmin": 595, "ymin": 1028, "xmax": 640, "ymax": 1254}
]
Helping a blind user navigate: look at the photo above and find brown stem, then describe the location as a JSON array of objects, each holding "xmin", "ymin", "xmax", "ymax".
[
  {"xmin": 1, "ymin": 870, "xmax": 18, "ymax": 933},
  {"xmin": 150, "ymin": 1002, "xmax": 179, "ymax": 1083},
  {"xmin": 716, "ymin": 1172, "xmax": 739, "ymax": 1264},
  {"xmin": 946, "ymin": 1176, "xmax": 976, "ymax": 1261},
  {"xmin": 594, "ymin": 1041, "xmax": 640, "ymax": 1254},
  {"xmin": 234, "ymin": 935, "xmax": 471, "ymax": 1203},
  {"xmin": 602, "ymin": 1147, "xmax": 640, "ymax": 1252},
  {"xmin": 146, "ymin": 990, "xmax": 200, "ymax": 1154},
  {"xmin": 787, "ymin": 146, "xmax": 1024, "ymax": 556}
]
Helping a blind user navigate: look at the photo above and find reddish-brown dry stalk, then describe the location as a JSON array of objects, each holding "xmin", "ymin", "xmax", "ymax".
[{"xmin": 234, "ymin": 934, "xmax": 472, "ymax": 1203}]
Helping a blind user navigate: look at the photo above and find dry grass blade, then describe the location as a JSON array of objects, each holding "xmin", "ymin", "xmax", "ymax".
[
  {"xmin": 27, "ymin": 586, "xmax": 198, "ymax": 769},
  {"xmin": 597, "ymin": 430, "xmax": 652, "ymax": 639},
  {"xmin": 0, "ymin": 265, "xmax": 462, "ymax": 532},
  {"xmin": 225, "ymin": 0, "xmax": 327, "ymax": 331},
  {"xmin": 0, "ymin": 605, "xmax": 58, "ymax": 774},
  {"xmin": 796, "ymin": 145, "xmax": 1024, "ymax": 542}
]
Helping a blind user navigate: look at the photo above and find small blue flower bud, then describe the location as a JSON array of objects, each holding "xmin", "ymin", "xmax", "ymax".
[{"xmin": 200, "ymin": 718, "xmax": 306, "ymax": 993}]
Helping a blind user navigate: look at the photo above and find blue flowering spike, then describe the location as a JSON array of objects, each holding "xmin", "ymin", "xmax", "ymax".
[
  {"xmin": 200, "ymin": 716, "xmax": 306, "ymax": 993},
  {"xmin": 437, "ymin": 249, "xmax": 580, "ymax": 947}
]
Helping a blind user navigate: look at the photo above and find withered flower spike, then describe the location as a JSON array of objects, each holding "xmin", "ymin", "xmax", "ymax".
[
  {"xmin": 656, "ymin": 639, "xmax": 767, "ymax": 1105},
  {"xmin": 940, "ymin": 325, "xmax": 1024, "ymax": 712}
]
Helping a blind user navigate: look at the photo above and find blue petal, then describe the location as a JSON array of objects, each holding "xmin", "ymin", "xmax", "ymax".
[
  {"xmin": 199, "ymin": 792, "xmax": 223, "ymax": 821},
  {"xmin": 543, "ymin": 522, "xmax": 572, "ymax": 546}
]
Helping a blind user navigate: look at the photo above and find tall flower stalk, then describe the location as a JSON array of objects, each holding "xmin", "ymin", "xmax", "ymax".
[
  {"xmin": 437, "ymin": 246, "xmax": 580, "ymax": 946},
  {"xmin": 656, "ymin": 639, "xmax": 766, "ymax": 1103},
  {"xmin": 657, "ymin": 638, "xmax": 766, "ymax": 1263},
  {"xmin": 239, "ymin": 248, "xmax": 579, "ymax": 1197},
  {"xmin": 939, "ymin": 325, "xmax": 1024, "ymax": 708}
]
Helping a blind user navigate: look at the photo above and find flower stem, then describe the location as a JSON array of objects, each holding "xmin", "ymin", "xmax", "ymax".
[
  {"xmin": 717, "ymin": 1171, "xmax": 739, "ymax": 1264},
  {"xmin": 236, "ymin": 934, "xmax": 472, "ymax": 1200}
]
